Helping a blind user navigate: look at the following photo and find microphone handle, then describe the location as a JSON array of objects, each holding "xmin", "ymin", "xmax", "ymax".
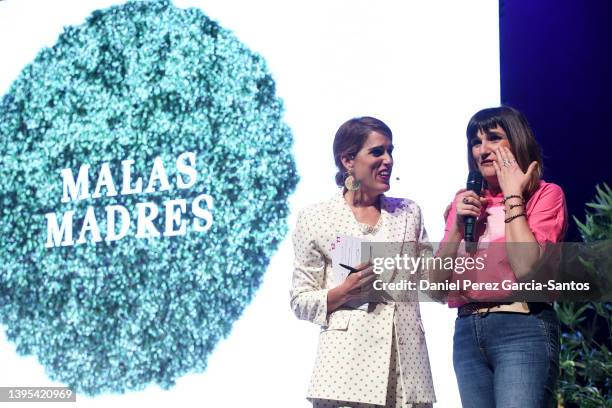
[{"xmin": 464, "ymin": 217, "xmax": 476, "ymax": 242}]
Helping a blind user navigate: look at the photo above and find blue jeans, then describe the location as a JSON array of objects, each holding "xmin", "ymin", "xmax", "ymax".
[{"xmin": 453, "ymin": 308, "xmax": 559, "ymax": 408}]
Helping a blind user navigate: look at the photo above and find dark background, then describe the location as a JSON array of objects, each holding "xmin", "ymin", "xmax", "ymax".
[{"xmin": 499, "ymin": 0, "xmax": 612, "ymax": 241}]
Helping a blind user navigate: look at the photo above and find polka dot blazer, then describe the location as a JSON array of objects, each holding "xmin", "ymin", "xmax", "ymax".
[{"xmin": 290, "ymin": 190, "xmax": 436, "ymax": 406}]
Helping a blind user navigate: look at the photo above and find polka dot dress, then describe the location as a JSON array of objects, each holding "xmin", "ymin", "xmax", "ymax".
[{"xmin": 290, "ymin": 190, "xmax": 436, "ymax": 406}]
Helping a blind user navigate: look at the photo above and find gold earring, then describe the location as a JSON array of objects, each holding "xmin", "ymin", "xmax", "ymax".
[{"xmin": 344, "ymin": 169, "xmax": 361, "ymax": 191}]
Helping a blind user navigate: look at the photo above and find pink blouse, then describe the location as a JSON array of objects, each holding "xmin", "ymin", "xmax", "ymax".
[{"xmin": 441, "ymin": 181, "xmax": 567, "ymax": 307}]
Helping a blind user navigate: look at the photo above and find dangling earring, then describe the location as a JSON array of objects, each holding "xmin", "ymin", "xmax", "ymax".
[{"xmin": 344, "ymin": 169, "xmax": 361, "ymax": 191}]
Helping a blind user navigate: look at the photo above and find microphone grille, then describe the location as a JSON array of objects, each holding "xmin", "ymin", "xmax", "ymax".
[
  {"xmin": 466, "ymin": 170, "xmax": 483, "ymax": 192},
  {"xmin": 467, "ymin": 170, "xmax": 483, "ymax": 183}
]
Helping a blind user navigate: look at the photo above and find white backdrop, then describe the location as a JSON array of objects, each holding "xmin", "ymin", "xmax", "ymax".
[{"xmin": 0, "ymin": 0, "xmax": 500, "ymax": 406}]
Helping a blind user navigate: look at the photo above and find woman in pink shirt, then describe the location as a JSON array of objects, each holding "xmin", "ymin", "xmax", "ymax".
[{"xmin": 438, "ymin": 106, "xmax": 566, "ymax": 408}]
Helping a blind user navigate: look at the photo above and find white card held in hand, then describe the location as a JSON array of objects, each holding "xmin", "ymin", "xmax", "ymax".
[{"xmin": 330, "ymin": 235, "xmax": 369, "ymax": 310}]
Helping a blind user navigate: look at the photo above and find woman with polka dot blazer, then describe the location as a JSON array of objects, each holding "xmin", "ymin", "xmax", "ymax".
[{"xmin": 290, "ymin": 117, "xmax": 436, "ymax": 408}]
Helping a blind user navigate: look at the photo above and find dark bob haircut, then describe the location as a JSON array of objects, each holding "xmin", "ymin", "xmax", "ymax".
[{"xmin": 466, "ymin": 106, "xmax": 543, "ymax": 197}]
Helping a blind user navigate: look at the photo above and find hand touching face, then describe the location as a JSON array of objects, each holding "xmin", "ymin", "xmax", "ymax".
[
  {"xmin": 471, "ymin": 125, "xmax": 512, "ymax": 181},
  {"xmin": 471, "ymin": 125, "xmax": 537, "ymax": 196}
]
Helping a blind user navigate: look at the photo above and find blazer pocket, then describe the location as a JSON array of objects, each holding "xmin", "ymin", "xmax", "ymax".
[{"xmin": 322, "ymin": 310, "xmax": 351, "ymax": 331}]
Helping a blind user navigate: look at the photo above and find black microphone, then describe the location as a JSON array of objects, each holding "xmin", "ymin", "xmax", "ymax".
[{"xmin": 464, "ymin": 170, "xmax": 483, "ymax": 251}]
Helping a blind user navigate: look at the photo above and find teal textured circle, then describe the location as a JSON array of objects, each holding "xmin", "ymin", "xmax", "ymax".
[{"xmin": 0, "ymin": 0, "xmax": 298, "ymax": 395}]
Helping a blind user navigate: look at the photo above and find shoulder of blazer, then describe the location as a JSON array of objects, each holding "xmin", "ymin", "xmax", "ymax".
[{"xmin": 298, "ymin": 194, "xmax": 341, "ymax": 219}]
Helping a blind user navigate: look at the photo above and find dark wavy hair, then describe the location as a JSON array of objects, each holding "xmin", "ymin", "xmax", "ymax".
[
  {"xmin": 332, "ymin": 116, "xmax": 393, "ymax": 187},
  {"xmin": 466, "ymin": 106, "xmax": 543, "ymax": 198}
]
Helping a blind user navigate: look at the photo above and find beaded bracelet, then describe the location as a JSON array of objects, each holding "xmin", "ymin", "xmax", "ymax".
[
  {"xmin": 503, "ymin": 203, "xmax": 524, "ymax": 213},
  {"xmin": 501, "ymin": 194, "xmax": 523, "ymax": 204},
  {"xmin": 504, "ymin": 212, "xmax": 526, "ymax": 223}
]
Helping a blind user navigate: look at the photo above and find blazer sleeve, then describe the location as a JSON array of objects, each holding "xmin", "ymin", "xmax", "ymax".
[
  {"xmin": 413, "ymin": 203, "xmax": 439, "ymax": 302},
  {"xmin": 289, "ymin": 209, "xmax": 330, "ymax": 327},
  {"xmin": 416, "ymin": 203, "xmax": 434, "ymax": 261}
]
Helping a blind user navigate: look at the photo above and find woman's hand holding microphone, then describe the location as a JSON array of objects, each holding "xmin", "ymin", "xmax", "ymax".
[{"xmin": 450, "ymin": 189, "xmax": 488, "ymax": 239}]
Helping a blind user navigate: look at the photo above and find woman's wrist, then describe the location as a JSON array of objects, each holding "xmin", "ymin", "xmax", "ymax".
[
  {"xmin": 327, "ymin": 284, "xmax": 348, "ymax": 313},
  {"xmin": 450, "ymin": 223, "xmax": 464, "ymax": 240},
  {"xmin": 501, "ymin": 190, "xmax": 523, "ymax": 202},
  {"xmin": 502, "ymin": 191, "xmax": 525, "ymax": 221}
]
